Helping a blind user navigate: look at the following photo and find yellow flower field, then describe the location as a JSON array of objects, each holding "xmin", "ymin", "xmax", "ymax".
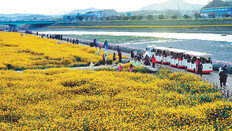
[
  {"xmin": 0, "ymin": 32, "xmax": 113, "ymax": 70},
  {"xmin": 0, "ymin": 68, "xmax": 231, "ymax": 130}
]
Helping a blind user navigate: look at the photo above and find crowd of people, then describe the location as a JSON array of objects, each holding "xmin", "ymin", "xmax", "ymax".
[
  {"xmin": 131, "ymin": 50, "xmax": 157, "ymax": 68},
  {"xmin": 89, "ymin": 39, "xmax": 108, "ymax": 49},
  {"xmin": 39, "ymin": 33, "xmax": 80, "ymax": 44}
]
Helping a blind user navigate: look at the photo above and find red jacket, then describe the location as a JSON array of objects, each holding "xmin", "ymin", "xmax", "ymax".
[
  {"xmin": 151, "ymin": 57, "xmax": 156, "ymax": 63},
  {"xmin": 119, "ymin": 66, "xmax": 123, "ymax": 71}
]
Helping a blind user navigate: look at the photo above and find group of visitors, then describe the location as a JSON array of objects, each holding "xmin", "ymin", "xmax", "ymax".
[
  {"xmin": 131, "ymin": 49, "xmax": 156, "ymax": 68},
  {"xmin": 190, "ymin": 57, "xmax": 211, "ymax": 64},
  {"xmin": 131, "ymin": 50, "xmax": 143, "ymax": 61},
  {"xmin": 66, "ymin": 38, "xmax": 79, "ymax": 44},
  {"xmin": 99, "ymin": 45, "xmax": 134, "ymax": 72},
  {"xmin": 39, "ymin": 33, "xmax": 80, "ymax": 44},
  {"xmin": 90, "ymin": 39, "xmax": 108, "ymax": 49},
  {"xmin": 25, "ymin": 30, "xmax": 33, "ymax": 34}
]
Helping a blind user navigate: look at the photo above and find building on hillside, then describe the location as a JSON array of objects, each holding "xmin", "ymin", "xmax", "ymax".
[
  {"xmin": 83, "ymin": 11, "xmax": 102, "ymax": 18},
  {"xmin": 201, "ymin": 6, "xmax": 232, "ymax": 18},
  {"xmin": 63, "ymin": 15, "xmax": 77, "ymax": 21},
  {"xmin": 78, "ymin": 11, "xmax": 103, "ymax": 20},
  {"xmin": 62, "ymin": 11, "xmax": 103, "ymax": 21}
]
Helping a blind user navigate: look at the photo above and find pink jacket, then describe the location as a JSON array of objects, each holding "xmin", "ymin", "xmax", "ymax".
[{"xmin": 119, "ymin": 66, "xmax": 123, "ymax": 71}]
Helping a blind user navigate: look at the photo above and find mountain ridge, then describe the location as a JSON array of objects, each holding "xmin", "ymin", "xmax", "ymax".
[
  {"xmin": 141, "ymin": 0, "xmax": 204, "ymax": 11},
  {"xmin": 66, "ymin": 8, "xmax": 100, "ymax": 15}
]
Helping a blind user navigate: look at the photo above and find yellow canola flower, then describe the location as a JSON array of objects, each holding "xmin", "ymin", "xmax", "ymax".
[
  {"xmin": 0, "ymin": 32, "xmax": 114, "ymax": 70},
  {"xmin": 0, "ymin": 68, "xmax": 231, "ymax": 130}
]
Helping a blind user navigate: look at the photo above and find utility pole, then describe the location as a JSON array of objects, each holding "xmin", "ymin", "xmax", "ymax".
[{"xmin": 178, "ymin": 3, "xmax": 180, "ymax": 19}]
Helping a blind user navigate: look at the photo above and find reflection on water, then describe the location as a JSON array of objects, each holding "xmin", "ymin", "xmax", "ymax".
[{"xmin": 39, "ymin": 31, "xmax": 232, "ymax": 42}]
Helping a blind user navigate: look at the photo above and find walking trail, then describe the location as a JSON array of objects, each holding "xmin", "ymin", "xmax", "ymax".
[
  {"xmin": 84, "ymin": 43, "xmax": 232, "ymax": 93},
  {"xmin": 24, "ymin": 35, "xmax": 232, "ymax": 95}
]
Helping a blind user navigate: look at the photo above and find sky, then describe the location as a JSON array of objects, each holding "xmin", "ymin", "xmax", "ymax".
[{"xmin": 0, "ymin": 0, "xmax": 213, "ymax": 15}]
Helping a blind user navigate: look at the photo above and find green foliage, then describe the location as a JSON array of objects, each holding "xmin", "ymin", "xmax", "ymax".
[
  {"xmin": 183, "ymin": 14, "xmax": 190, "ymax": 19},
  {"xmin": 147, "ymin": 15, "xmax": 154, "ymax": 20},
  {"xmin": 158, "ymin": 14, "xmax": 165, "ymax": 19}
]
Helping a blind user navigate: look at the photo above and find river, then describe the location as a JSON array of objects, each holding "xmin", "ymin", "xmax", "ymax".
[{"xmin": 38, "ymin": 30, "xmax": 232, "ymax": 63}]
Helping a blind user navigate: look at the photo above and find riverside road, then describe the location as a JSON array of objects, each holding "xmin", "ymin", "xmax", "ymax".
[{"xmin": 97, "ymin": 44, "xmax": 232, "ymax": 93}]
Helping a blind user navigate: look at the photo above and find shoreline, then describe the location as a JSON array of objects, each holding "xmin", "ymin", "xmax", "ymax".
[
  {"xmin": 33, "ymin": 26, "xmax": 232, "ymax": 35},
  {"xmin": 37, "ymin": 30, "xmax": 232, "ymax": 42}
]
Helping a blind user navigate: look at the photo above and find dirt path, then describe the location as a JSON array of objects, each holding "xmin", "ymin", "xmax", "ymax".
[
  {"xmin": 97, "ymin": 45, "xmax": 232, "ymax": 93},
  {"xmin": 37, "ymin": 36, "xmax": 232, "ymax": 94}
]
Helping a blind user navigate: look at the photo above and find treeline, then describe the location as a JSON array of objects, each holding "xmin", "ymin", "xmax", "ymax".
[{"xmin": 104, "ymin": 13, "xmax": 201, "ymax": 21}]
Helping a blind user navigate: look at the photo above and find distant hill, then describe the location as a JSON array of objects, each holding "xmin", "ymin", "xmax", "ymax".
[
  {"xmin": 0, "ymin": 14, "xmax": 45, "ymax": 17},
  {"xmin": 66, "ymin": 8, "xmax": 100, "ymax": 15},
  {"xmin": 99, "ymin": 9, "xmax": 120, "ymax": 17},
  {"xmin": 141, "ymin": 0, "xmax": 204, "ymax": 11},
  {"xmin": 0, "ymin": 14, "xmax": 58, "ymax": 21}
]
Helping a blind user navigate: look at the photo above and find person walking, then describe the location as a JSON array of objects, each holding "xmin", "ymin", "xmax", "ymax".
[
  {"xmin": 131, "ymin": 50, "xmax": 134, "ymax": 59},
  {"xmin": 99, "ymin": 44, "xmax": 102, "ymax": 50},
  {"xmin": 222, "ymin": 65, "xmax": 228, "ymax": 86},
  {"xmin": 144, "ymin": 55, "xmax": 150, "ymax": 66},
  {"xmin": 130, "ymin": 64, "xmax": 134, "ymax": 72},
  {"xmin": 76, "ymin": 39, "xmax": 79, "ymax": 44},
  {"xmin": 151, "ymin": 55, "xmax": 156, "ymax": 68},
  {"xmin": 102, "ymin": 54, "xmax": 105, "ymax": 65},
  {"xmin": 105, "ymin": 52, "xmax": 108, "ymax": 62},
  {"xmin": 219, "ymin": 68, "xmax": 227, "ymax": 87},
  {"xmin": 119, "ymin": 64, "xmax": 123, "ymax": 72},
  {"xmin": 134, "ymin": 50, "xmax": 138, "ymax": 58},
  {"xmin": 222, "ymin": 65, "xmax": 228, "ymax": 73},
  {"xmin": 113, "ymin": 53, "xmax": 116, "ymax": 61},
  {"xmin": 104, "ymin": 41, "xmax": 108, "ymax": 49},
  {"xmin": 198, "ymin": 62, "xmax": 203, "ymax": 76},
  {"xmin": 117, "ymin": 45, "xmax": 120, "ymax": 55},
  {"xmin": 196, "ymin": 59, "xmax": 200, "ymax": 67},
  {"xmin": 93, "ymin": 39, "xmax": 98, "ymax": 47},
  {"xmin": 137, "ymin": 53, "xmax": 141, "ymax": 61},
  {"xmin": 118, "ymin": 51, "xmax": 122, "ymax": 63},
  {"xmin": 90, "ymin": 42, "xmax": 94, "ymax": 47},
  {"xmin": 67, "ymin": 38, "xmax": 69, "ymax": 43}
]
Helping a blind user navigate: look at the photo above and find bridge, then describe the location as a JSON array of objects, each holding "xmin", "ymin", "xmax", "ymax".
[{"xmin": 0, "ymin": 21, "xmax": 57, "ymax": 30}]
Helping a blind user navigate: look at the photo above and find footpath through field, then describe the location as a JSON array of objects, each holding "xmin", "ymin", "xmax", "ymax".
[
  {"xmin": 35, "ymin": 34, "xmax": 232, "ymax": 94},
  {"xmin": 77, "ymin": 42, "xmax": 232, "ymax": 93}
]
